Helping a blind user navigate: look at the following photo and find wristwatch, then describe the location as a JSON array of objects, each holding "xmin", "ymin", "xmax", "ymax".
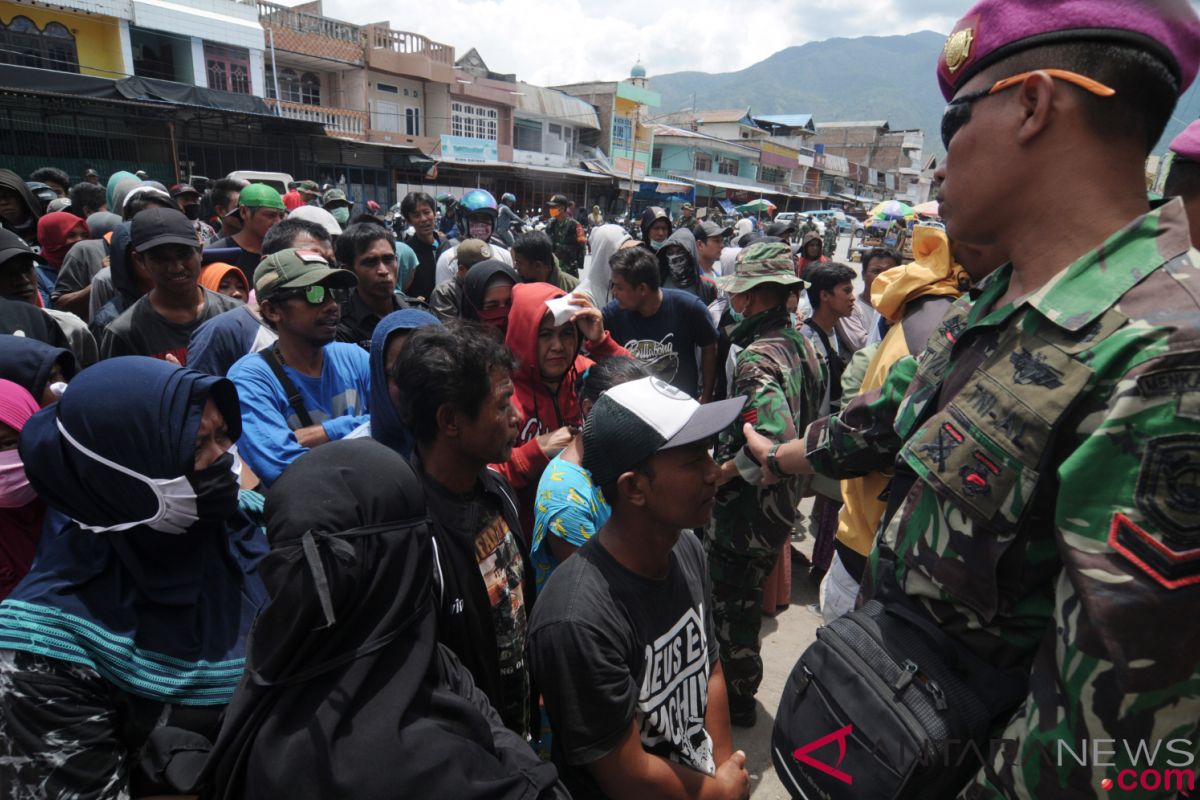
[{"xmin": 766, "ymin": 443, "xmax": 787, "ymax": 479}]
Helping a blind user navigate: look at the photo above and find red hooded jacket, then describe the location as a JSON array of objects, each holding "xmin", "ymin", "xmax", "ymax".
[{"xmin": 491, "ymin": 282, "xmax": 628, "ymax": 538}]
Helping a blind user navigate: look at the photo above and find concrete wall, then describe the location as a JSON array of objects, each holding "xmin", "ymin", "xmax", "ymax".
[{"xmin": 0, "ymin": 1, "xmax": 127, "ymax": 78}]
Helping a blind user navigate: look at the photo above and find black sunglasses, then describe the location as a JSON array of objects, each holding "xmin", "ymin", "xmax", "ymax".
[{"xmin": 940, "ymin": 69, "xmax": 1115, "ymax": 150}]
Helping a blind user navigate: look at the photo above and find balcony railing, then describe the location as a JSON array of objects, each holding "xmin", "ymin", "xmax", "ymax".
[
  {"xmin": 267, "ymin": 99, "xmax": 367, "ymax": 140},
  {"xmin": 370, "ymin": 28, "xmax": 454, "ymax": 65},
  {"xmin": 257, "ymin": 1, "xmax": 362, "ymax": 44}
]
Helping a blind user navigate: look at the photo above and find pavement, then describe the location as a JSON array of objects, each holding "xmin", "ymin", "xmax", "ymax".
[{"xmin": 729, "ymin": 498, "xmax": 822, "ymax": 799}]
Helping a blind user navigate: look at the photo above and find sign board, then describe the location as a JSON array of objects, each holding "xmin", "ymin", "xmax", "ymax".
[{"xmin": 440, "ymin": 135, "xmax": 498, "ymax": 163}]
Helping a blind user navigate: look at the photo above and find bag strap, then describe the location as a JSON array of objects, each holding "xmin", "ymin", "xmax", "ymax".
[{"xmin": 259, "ymin": 347, "xmax": 315, "ymax": 429}]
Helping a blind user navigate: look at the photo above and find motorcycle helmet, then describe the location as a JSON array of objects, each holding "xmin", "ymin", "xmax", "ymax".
[
  {"xmin": 458, "ymin": 188, "xmax": 498, "ymax": 224},
  {"xmin": 25, "ymin": 181, "xmax": 57, "ymax": 213},
  {"xmin": 500, "ymin": 192, "xmax": 516, "ymax": 206}
]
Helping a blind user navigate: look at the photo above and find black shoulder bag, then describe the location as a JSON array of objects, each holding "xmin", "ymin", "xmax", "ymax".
[{"xmin": 259, "ymin": 347, "xmax": 314, "ymax": 429}]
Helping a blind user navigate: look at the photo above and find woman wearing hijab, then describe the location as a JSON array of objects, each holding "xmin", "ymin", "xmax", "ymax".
[
  {"xmin": 0, "ymin": 357, "xmax": 269, "ymax": 798},
  {"xmin": 367, "ymin": 308, "xmax": 440, "ymax": 458},
  {"xmin": 460, "ymin": 258, "xmax": 519, "ymax": 339},
  {"xmin": 581, "ymin": 223, "xmax": 632, "ymax": 306},
  {"xmin": 0, "ymin": 380, "xmax": 44, "ymax": 600},
  {"xmin": 199, "ymin": 262, "xmax": 250, "ymax": 303},
  {"xmin": 34, "ymin": 211, "xmax": 88, "ymax": 306},
  {"xmin": 204, "ymin": 439, "xmax": 567, "ymax": 799},
  {"xmin": 0, "ymin": 333, "xmax": 76, "ymax": 406}
]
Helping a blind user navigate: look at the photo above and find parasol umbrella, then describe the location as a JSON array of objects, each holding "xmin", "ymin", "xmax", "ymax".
[
  {"xmin": 870, "ymin": 200, "xmax": 916, "ymax": 220},
  {"xmin": 912, "ymin": 200, "xmax": 940, "ymax": 217},
  {"xmin": 736, "ymin": 198, "xmax": 776, "ymax": 214}
]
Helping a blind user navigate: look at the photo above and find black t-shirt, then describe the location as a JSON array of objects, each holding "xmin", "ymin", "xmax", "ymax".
[
  {"xmin": 403, "ymin": 233, "xmax": 443, "ymax": 301},
  {"xmin": 207, "ymin": 236, "xmax": 261, "ymax": 280},
  {"xmin": 602, "ymin": 288, "xmax": 719, "ymax": 398},
  {"xmin": 527, "ymin": 531, "xmax": 719, "ymax": 799},
  {"xmin": 99, "ymin": 288, "xmax": 242, "ymax": 364}
]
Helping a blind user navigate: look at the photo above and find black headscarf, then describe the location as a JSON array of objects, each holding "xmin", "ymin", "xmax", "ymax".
[
  {"xmin": 461, "ymin": 258, "xmax": 518, "ymax": 321},
  {"xmin": 204, "ymin": 439, "xmax": 563, "ymax": 800},
  {"xmin": 0, "ymin": 169, "xmax": 42, "ymax": 245},
  {"xmin": 0, "ymin": 333, "xmax": 77, "ymax": 400}
]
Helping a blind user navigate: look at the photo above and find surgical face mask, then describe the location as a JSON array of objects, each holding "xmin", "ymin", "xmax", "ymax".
[
  {"xmin": 649, "ymin": 239, "xmax": 664, "ymax": 251},
  {"xmin": 330, "ymin": 207, "xmax": 350, "ymax": 224},
  {"xmin": 56, "ymin": 418, "xmax": 240, "ymax": 533},
  {"xmin": 0, "ymin": 449, "xmax": 36, "ymax": 508},
  {"xmin": 548, "ymin": 207, "xmax": 561, "ymax": 218},
  {"xmin": 48, "ymin": 382, "xmax": 67, "ymax": 399},
  {"xmin": 729, "ymin": 293, "xmax": 748, "ymax": 324},
  {"xmin": 182, "ymin": 203, "xmax": 200, "ymax": 221},
  {"xmin": 469, "ymin": 221, "xmax": 492, "ymax": 240}
]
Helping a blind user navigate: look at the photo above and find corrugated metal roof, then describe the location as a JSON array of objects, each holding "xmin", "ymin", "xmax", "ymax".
[
  {"xmin": 815, "ymin": 120, "xmax": 890, "ymax": 130},
  {"xmin": 753, "ymin": 114, "xmax": 814, "ymax": 128},
  {"xmin": 651, "ymin": 123, "xmax": 758, "ymax": 154},
  {"xmin": 514, "ymin": 83, "xmax": 600, "ymax": 129}
]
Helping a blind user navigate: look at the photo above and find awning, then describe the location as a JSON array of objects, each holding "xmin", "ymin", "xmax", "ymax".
[
  {"xmin": 690, "ymin": 175, "xmax": 781, "ymax": 196},
  {"xmin": 582, "ymin": 158, "xmax": 621, "ymax": 178},
  {"xmin": 512, "ymin": 163, "xmax": 615, "ymax": 181},
  {"xmin": 646, "ymin": 177, "xmax": 693, "ymax": 193}
]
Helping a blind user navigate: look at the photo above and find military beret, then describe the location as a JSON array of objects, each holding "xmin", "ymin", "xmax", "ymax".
[
  {"xmin": 937, "ymin": 0, "xmax": 1200, "ymax": 101},
  {"xmin": 1168, "ymin": 120, "xmax": 1200, "ymax": 163}
]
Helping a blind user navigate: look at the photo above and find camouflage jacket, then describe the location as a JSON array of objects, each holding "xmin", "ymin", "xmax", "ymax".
[
  {"xmin": 545, "ymin": 217, "xmax": 584, "ymax": 273},
  {"xmin": 805, "ymin": 200, "xmax": 1200, "ymax": 799},
  {"xmin": 716, "ymin": 309, "xmax": 824, "ymax": 528}
]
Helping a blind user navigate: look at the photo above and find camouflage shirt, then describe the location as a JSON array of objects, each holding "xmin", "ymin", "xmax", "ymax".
[
  {"xmin": 545, "ymin": 216, "xmax": 584, "ymax": 274},
  {"xmin": 716, "ymin": 309, "xmax": 824, "ymax": 526},
  {"xmin": 806, "ymin": 200, "xmax": 1200, "ymax": 799}
]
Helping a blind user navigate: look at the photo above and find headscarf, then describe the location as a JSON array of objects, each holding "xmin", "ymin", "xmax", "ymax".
[
  {"xmin": 86, "ymin": 211, "xmax": 122, "ymax": 239},
  {"xmin": 111, "ymin": 176, "xmax": 144, "ymax": 218},
  {"xmin": 205, "ymin": 440, "xmax": 562, "ymax": 800},
  {"xmin": 0, "ymin": 379, "xmax": 44, "ymax": 599},
  {"xmin": 461, "ymin": 259, "xmax": 518, "ymax": 334},
  {"xmin": 199, "ymin": 262, "xmax": 249, "ymax": 296},
  {"xmin": 2, "ymin": 357, "xmax": 268, "ymax": 705},
  {"xmin": 0, "ymin": 333, "xmax": 77, "ymax": 401},
  {"xmin": 106, "ymin": 170, "xmax": 137, "ymax": 210},
  {"xmin": 0, "ymin": 170, "xmax": 42, "ymax": 244},
  {"xmin": 35, "ymin": 211, "xmax": 87, "ymax": 268},
  {"xmin": 370, "ymin": 309, "xmax": 440, "ymax": 459},
  {"xmin": 583, "ymin": 223, "xmax": 631, "ymax": 306},
  {"xmin": 872, "ymin": 225, "xmax": 971, "ymax": 323}
]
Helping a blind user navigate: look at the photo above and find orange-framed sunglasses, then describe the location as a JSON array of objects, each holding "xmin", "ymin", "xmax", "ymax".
[{"xmin": 941, "ymin": 69, "xmax": 1116, "ymax": 149}]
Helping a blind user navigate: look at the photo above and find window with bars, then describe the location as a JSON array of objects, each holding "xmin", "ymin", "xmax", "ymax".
[
  {"xmin": 0, "ymin": 16, "xmax": 79, "ymax": 72},
  {"xmin": 694, "ymin": 153, "xmax": 713, "ymax": 173},
  {"xmin": 717, "ymin": 157, "xmax": 739, "ymax": 176},
  {"xmin": 204, "ymin": 43, "xmax": 251, "ymax": 95},
  {"xmin": 451, "ymin": 102, "xmax": 498, "ymax": 141}
]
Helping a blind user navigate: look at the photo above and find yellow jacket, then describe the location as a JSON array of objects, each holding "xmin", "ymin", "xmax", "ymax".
[{"xmin": 836, "ymin": 227, "xmax": 970, "ymax": 558}]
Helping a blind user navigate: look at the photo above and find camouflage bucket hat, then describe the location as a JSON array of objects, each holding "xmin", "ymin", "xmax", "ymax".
[{"xmin": 715, "ymin": 242, "xmax": 803, "ymax": 294}]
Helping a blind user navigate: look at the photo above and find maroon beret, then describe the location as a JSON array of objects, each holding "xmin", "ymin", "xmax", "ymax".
[
  {"xmin": 1169, "ymin": 120, "xmax": 1200, "ymax": 163},
  {"xmin": 937, "ymin": 0, "xmax": 1200, "ymax": 101}
]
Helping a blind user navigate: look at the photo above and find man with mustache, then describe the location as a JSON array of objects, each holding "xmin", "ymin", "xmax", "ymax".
[{"xmin": 227, "ymin": 248, "xmax": 366, "ymax": 487}]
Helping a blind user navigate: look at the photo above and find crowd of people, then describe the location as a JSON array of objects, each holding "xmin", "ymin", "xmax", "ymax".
[{"xmin": 1, "ymin": 0, "xmax": 1200, "ymax": 797}]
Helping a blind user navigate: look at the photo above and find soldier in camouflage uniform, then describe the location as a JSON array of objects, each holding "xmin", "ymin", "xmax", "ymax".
[
  {"xmin": 707, "ymin": 242, "xmax": 824, "ymax": 727},
  {"xmin": 822, "ymin": 215, "xmax": 839, "ymax": 258},
  {"xmin": 544, "ymin": 194, "xmax": 585, "ymax": 276},
  {"xmin": 798, "ymin": 215, "xmax": 820, "ymax": 241},
  {"xmin": 758, "ymin": 1, "xmax": 1200, "ymax": 796}
]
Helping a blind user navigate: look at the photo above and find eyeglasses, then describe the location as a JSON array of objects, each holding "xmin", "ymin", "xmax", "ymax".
[
  {"xmin": 940, "ymin": 69, "xmax": 1115, "ymax": 149},
  {"xmin": 276, "ymin": 284, "xmax": 331, "ymax": 305}
]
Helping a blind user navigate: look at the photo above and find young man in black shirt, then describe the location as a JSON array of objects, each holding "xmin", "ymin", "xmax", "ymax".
[
  {"xmin": 334, "ymin": 222, "xmax": 410, "ymax": 349},
  {"xmin": 99, "ymin": 208, "xmax": 241, "ymax": 364},
  {"xmin": 528, "ymin": 376, "xmax": 750, "ymax": 800},
  {"xmin": 207, "ymin": 184, "xmax": 285, "ymax": 278},
  {"xmin": 399, "ymin": 191, "xmax": 447, "ymax": 301},
  {"xmin": 393, "ymin": 323, "xmax": 535, "ymax": 737}
]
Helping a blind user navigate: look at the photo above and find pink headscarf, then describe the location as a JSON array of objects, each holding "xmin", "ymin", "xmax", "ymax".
[
  {"xmin": 0, "ymin": 378, "xmax": 39, "ymax": 432},
  {"xmin": 36, "ymin": 211, "xmax": 88, "ymax": 268}
]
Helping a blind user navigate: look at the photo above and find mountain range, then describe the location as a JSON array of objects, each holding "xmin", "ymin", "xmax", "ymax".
[{"xmin": 647, "ymin": 30, "xmax": 1199, "ymax": 158}]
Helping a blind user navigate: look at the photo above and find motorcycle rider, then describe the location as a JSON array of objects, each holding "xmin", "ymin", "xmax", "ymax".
[
  {"xmin": 433, "ymin": 188, "xmax": 513, "ymax": 285},
  {"xmin": 496, "ymin": 192, "xmax": 521, "ymax": 244}
]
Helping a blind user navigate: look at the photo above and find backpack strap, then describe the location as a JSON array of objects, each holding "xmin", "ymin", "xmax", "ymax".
[{"xmin": 259, "ymin": 346, "xmax": 315, "ymax": 429}]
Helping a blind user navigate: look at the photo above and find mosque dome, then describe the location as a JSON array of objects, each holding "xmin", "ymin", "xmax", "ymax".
[{"xmin": 630, "ymin": 61, "xmax": 646, "ymax": 79}]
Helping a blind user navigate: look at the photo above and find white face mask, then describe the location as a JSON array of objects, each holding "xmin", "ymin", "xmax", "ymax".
[{"xmin": 0, "ymin": 449, "xmax": 36, "ymax": 508}]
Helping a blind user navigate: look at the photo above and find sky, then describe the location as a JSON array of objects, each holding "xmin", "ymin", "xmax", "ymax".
[{"xmin": 312, "ymin": 0, "xmax": 972, "ymax": 85}]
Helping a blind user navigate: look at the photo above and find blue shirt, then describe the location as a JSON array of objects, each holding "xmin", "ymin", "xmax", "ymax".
[
  {"xmin": 228, "ymin": 342, "xmax": 370, "ymax": 486},
  {"xmin": 602, "ymin": 288, "xmax": 719, "ymax": 398},
  {"xmin": 531, "ymin": 455, "xmax": 610, "ymax": 594}
]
